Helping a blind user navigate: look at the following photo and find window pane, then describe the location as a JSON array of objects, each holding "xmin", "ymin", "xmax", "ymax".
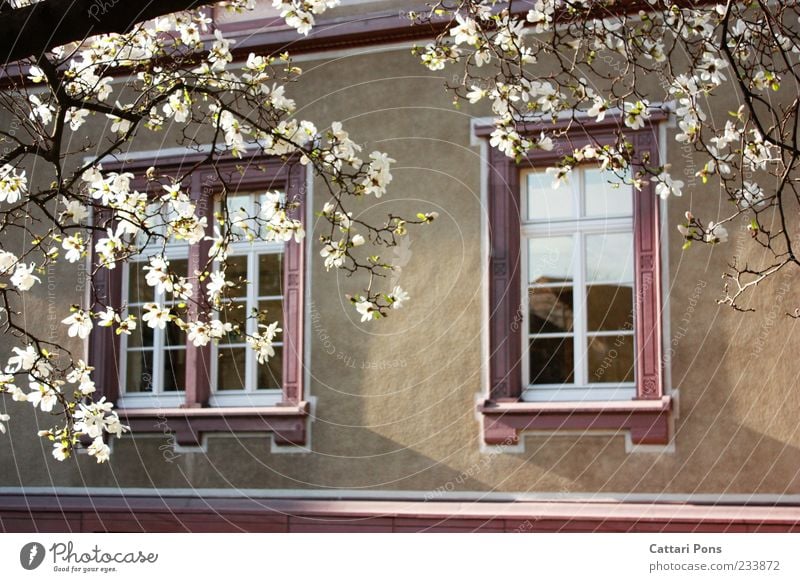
[
  {"xmin": 128, "ymin": 262, "xmax": 153, "ymax": 303},
  {"xmin": 587, "ymin": 335, "xmax": 635, "ymax": 383},
  {"xmin": 585, "ymin": 232, "xmax": 634, "ymax": 283},
  {"xmin": 529, "ymin": 337, "xmax": 574, "ymax": 385},
  {"xmin": 125, "ymin": 350, "xmax": 153, "ymax": 393},
  {"xmin": 256, "ymin": 345, "xmax": 282, "ymax": 389},
  {"xmin": 224, "ymin": 255, "xmax": 248, "ymax": 298},
  {"xmin": 529, "ymin": 286, "xmax": 573, "ymax": 333},
  {"xmin": 258, "ymin": 253, "xmax": 283, "ymax": 296},
  {"xmin": 258, "ymin": 299, "xmax": 284, "ymax": 329},
  {"xmin": 219, "ymin": 300, "xmax": 248, "ymax": 342},
  {"xmin": 126, "ymin": 306, "xmax": 154, "ymax": 348},
  {"xmin": 164, "ymin": 313, "xmax": 185, "ymax": 348},
  {"xmin": 163, "ymin": 349, "xmax": 186, "ymax": 392},
  {"xmin": 528, "ymin": 236, "xmax": 575, "ymax": 284},
  {"xmin": 586, "ymin": 284, "xmax": 634, "ymax": 332},
  {"xmin": 526, "ymin": 171, "xmax": 572, "ymax": 221},
  {"xmin": 226, "ymin": 193, "xmax": 251, "ymax": 214},
  {"xmin": 169, "ymin": 258, "xmax": 188, "ymax": 279},
  {"xmin": 217, "ymin": 347, "xmax": 247, "ymax": 391},
  {"xmin": 584, "ymin": 168, "xmax": 633, "ymax": 217}
]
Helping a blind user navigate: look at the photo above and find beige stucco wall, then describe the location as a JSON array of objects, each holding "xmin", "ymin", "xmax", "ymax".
[{"xmin": 1, "ymin": 40, "xmax": 799, "ymax": 499}]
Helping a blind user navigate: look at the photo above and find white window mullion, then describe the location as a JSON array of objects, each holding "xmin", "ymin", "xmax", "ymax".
[
  {"xmin": 246, "ymin": 250, "xmax": 257, "ymax": 392},
  {"xmin": 574, "ymin": 229, "xmax": 587, "ymax": 387},
  {"xmin": 152, "ymin": 288, "xmax": 165, "ymax": 395},
  {"xmin": 521, "ymin": 235, "xmax": 530, "ymax": 388}
]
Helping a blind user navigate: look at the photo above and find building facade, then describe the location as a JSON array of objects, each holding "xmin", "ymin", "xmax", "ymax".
[{"xmin": 2, "ymin": 0, "xmax": 800, "ymax": 532}]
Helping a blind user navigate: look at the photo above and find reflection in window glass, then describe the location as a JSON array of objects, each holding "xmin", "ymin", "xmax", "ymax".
[
  {"xmin": 529, "ymin": 286, "xmax": 574, "ymax": 334},
  {"xmin": 529, "ymin": 338, "xmax": 575, "ymax": 385},
  {"xmin": 528, "ymin": 236, "xmax": 575, "ymax": 284},
  {"xmin": 587, "ymin": 335, "xmax": 635, "ymax": 383}
]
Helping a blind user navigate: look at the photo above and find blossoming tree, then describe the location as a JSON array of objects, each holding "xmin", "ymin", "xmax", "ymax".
[
  {"xmin": 414, "ymin": 0, "xmax": 800, "ymax": 310},
  {"xmin": 0, "ymin": 0, "xmax": 430, "ymax": 462}
]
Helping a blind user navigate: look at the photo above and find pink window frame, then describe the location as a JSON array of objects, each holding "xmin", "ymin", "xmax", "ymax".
[
  {"xmin": 88, "ymin": 152, "xmax": 309, "ymax": 447},
  {"xmin": 475, "ymin": 114, "xmax": 672, "ymax": 446}
]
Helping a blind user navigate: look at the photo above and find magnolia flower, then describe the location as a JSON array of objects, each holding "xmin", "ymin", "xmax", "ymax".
[
  {"xmin": 320, "ymin": 240, "xmax": 346, "ymax": 270},
  {"xmin": 143, "ymin": 255, "xmax": 173, "ymax": 294},
  {"xmin": 62, "ymin": 234, "xmax": 85, "ymax": 263},
  {"xmin": 187, "ymin": 321, "xmax": 212, "ymax": 347},
  {"xmin": 141, "ymin": 303, "xmax": 171, "ymax": 329},
  {"xmin": 388, "ymin": 286, "xmax": 410, "ymax": 310},
  {"xmin": 116, "ymin": 315, "xmax": 137, "ymax": 336},
  {"xmin": 0, "ymin": 250, "xmax": 17, "ymax": 274},
  {"xmin": 66, "ymin": 361, "xmax": 96, "ymax": 395},
  {"xmin": 736, "ymin": 181, "xmax": 768, "ymax": 210},
  {"xmin": 10, "ymin": 262, "xmax": 40, "ymax": 291},
  {"xmin": 27, "ymin": 383, "xmax": 59, "ymax": 413},
  {"xmin": 246, "ymin": 321, "xmax": 281, "ymax": 364},
  {"xmin": 62, "ymin": 200, "xmax": 89, "ymax": 224},
  {"xmin": 360, "ymin": 151, "xmax": 395, "ymax": 197},
  {"xmin": 207, "ymin": 271, "xmax": 232, "ymax": 302},
  {"xmin": 87, "ymin": 437, "xmax": 111, "ymax": 463},
  {"xmin": 705, "ymin": 221, "xmax": 729, "ymax": 244},
  {"xmin": 623, "ymin": 100, "xmax": 651, "ymax": 130},
  {"xmin": 466, "ymin": 86, "xmax": 486, "ymax": 103},
  {"xmin": 66, "ymin": 107, "xmax": 90, "ymax": 131},
  {"xmin": 28, "ymin": 94, "xmax": 54, "ymax": 125},
  {"xmin": 6, "ymin": 345, "xmax": 37, "ymax": 373},
  {"xmin": 62, "ymin": 309, "xmax": 93, "ymax": 339},
  {"xmin": 74, "ymin": 402, "xmax": 106, "ymax": 439},
  {"xmin": 545, "ymin": 166, "xmax": 571, "ymax": 189},
  {"xmin": 587, "ymin": 96, "xmax": 608, "ymax": 122},
  {"xmin": 350, "ymin": 234, "xmax": 366, "ymax": 247},
  {"xmin": 107, "ymin": 114, "xmax": 132, "ymax": 134},
  {"xmin": 355, "ymin": 298, "xmax": 377, "ymax": 322},
  {"xmin": 652, "ymin": 172, "xmax": 685, "ymax": 199},
  {"xmin": 0, "ymin": 413, "xmax": 9, "ymax": 434},
  {"xmin": 450, "ymin": 14, "xmax": 480, "ymax": 46},
  {"xmin": 0, "ymin": 164, "xmax": 27, "ymax": 204},
  {"xmin": 97, "ymin": 307, "xmax": 117, "ymax": 327},
  {"xmin": 27, "ymin": 65, "xmax": 45, "ymax": 83},
  {"xmin": 52, "ymin": 441, "xmax": 70, "ymax": 462},
  {"xmin": 104, "ymin": 415, "xmax": 128, "ymax": 438}
]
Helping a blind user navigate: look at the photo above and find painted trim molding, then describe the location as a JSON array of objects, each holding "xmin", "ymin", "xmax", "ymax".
[{"xmin": 1, "ymin": 494, "xmax": 798, "ymax": 532}]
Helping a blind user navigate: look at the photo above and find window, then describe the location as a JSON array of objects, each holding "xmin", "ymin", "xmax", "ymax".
[
  {"xmin": 118, "ymin": 193, "xmax": 286, "ymax": 409},
  {"xmin": 89, "ymin": 153, "xmax": 309, "ymax": 447},
  {"xmin": 522, "ymin": 167, "xmax": 636, "ymax": 402},
  {"xmin": 475, "ymin": 115, "xmax": 672, "ymax": 446}
]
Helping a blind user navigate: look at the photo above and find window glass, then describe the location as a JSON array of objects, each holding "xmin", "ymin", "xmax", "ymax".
[
  {"xmin": 527, "ymin": 171, "xmax": 573, "ymax": 221},
  {"xmin": 525, "ymin": 166, "xmax": 635, "ymax": 391},
  {"xmin": 585, "ymin": 232, "xmax": 634, "ymax": 283},
  {"xmin": 583, "ymin": 168, "xmax": 633, "ymax": 218},
  {"xmin": 528, "ymin": 236, "xmax": 575, "ymax": 284}
]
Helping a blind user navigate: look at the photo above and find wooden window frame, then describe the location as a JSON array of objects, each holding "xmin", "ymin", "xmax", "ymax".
[
  {"xmin": 88, "ymin": 152, "xmax": 309, "ymax": 447},
  {"xmin": 475, "ymin": 114, "xmax": 672, "ymax": 446}
]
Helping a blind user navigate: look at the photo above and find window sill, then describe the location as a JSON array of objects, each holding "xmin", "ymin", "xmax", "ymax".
[
  {"xmin": 478, "ymin": 396, "xmax": 672, "ymax": 446},
  {"xmin": 117, "ymin": 402, "xmax": 310, "ymax": 447}
]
